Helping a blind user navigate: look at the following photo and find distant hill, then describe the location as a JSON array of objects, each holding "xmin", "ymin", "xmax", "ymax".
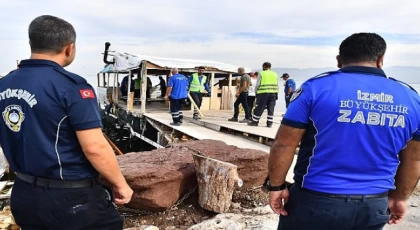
[{"xmin": 268, "ymin": 66, "xmax": 420, "ymax": 84}]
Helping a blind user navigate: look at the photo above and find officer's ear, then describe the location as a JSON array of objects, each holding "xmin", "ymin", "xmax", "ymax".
[
  {"xmin": 376, "ymin": 55, "xmax": 384, "ymax": 69},
  {"xmin": 336, "ymin": 55, "xmax": 342, "ymax": 68},
  {"xmin": 64, "ymin": 43, "xmax": 75, "ymax": 57}
]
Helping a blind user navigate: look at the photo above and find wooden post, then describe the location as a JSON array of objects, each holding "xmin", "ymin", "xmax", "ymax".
[
  {"xmin": 140, "ymin": 61, "xmax": 147, "ymax": 114},
  {"xmin": 126, "ymin": 70, "xmax": 134, "ymax": 112},
  {"xmin": 228, "ymin": 73, "xmax": 233, "ymax": 109},
  {"xmin": 107, "ymin": 73, "xmax": 110, "ymax": 88},
  {"xmin": 115, "ymin": 73, "xmax": 119, "ymax": 104},
  {"xmin": 192, "ymin": 154, "xmax": 243, "ymax": 213},
  {"xmin": 102, "ymin": 73, "xmax": 106, "ymax": 87},
  {"xmin": 210, "ymin": 72, "xmax": 215, "ymax": 110}
]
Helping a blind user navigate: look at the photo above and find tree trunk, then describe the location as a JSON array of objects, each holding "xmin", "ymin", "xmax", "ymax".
[{"xmin": 192, "ymin": 154, "xmax": 243, "ymax": 213}]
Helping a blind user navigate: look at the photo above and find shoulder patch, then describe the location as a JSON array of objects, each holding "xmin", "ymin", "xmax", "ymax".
[
  {"xmin": 290, "ymin": 87, "xmax": 303, "ymax": 102},
  {"xmin": 54, "ymin": 67, "xmax": 87, "ymax": 85},
  {"xmin": 389, "ymin": 77, "xmax": 418, "ymax": 93}
]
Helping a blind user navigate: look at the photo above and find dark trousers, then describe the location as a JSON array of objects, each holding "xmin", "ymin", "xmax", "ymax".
[
  {"xmin": 247, "ymin": 95, "xmax": 256, "ymax": 114},
  {"xmin": 11, "ymin": 177, "xmax": 123, "ymax": 230},
  {"xmin": 190, "ymin": 92, "xmax": 202, "ymax": 118},
  {"xmin": 233, "ymin": 92, "xmax": 250, "ymax": 119},
  {"xmin": 160, "ymin": 87, "xmax": 166, "ymax": 97},
  {"xmin": 251, "ymin": 93, "xmax": 277, "ymax": 125},
  {"xmin": 134, "ymin": 89, "xmax": 140, "ymax": 99},
  {"xmin": 285, "ymin": 95, "xmax": 291, "ymax": 108},
  {"xmin": 170, "ymin": 97, "xmax": 183, "ymax": 123},
  {"xmin": 279, "ymin": 184, "xmax": 390, "ymax": 230}
]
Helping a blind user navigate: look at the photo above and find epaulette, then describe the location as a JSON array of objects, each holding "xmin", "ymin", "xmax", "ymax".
[
  {"xmin": 54, "ymin": 67, "xmax": 87, "ymax": 85},
  {"xmin": 389, "ymin": 77, "xmax": 418, "ymax": 93},
  {"xmin": 306, "ymin": 70, "xmax": 339, "ymax": 82}
]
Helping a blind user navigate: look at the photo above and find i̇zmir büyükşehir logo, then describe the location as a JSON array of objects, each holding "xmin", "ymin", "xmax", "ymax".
[{"xmin": 2, "ymin": 105, "xmax": 25, "ymax": 132}]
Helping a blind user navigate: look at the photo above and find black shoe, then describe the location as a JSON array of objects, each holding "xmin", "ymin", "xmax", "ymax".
[
  {"xmin": 247, "ymin": 121, "xmax": 258, "ymax": 126},
  {"xmin": 239, "ymin": 119, "xmax": 250, "ymax": 123},
  {"xmin": 179, "ymin": 119, "xmax": 183, "ymax": 124},
  {"xmin": 170, "ymin": 122, "xmax": 181, "ymax": 126},
  {"xmin": 267, "ymin": 124, "xmax": 272, "ymax": 128},
  {"xmin": 228, "ymin": 118, "xmax": 238, "ymax": 122}
]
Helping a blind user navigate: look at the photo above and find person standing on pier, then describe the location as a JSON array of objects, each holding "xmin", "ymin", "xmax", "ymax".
[
  {"xmin": 189, "ymin": 66, "xmax": 211, "ymax": 120},
  {"xmin": 248, "ymin": 62, "xmax": 279, "ymax": 128},
  {"xmin": 157, "ymin": 76, "xmax": 167, "ymax": 98},
  {"xmin": 0, "ymin": 15, "xmax": 132, "ymax": 230},
  {"xmin": 165, "ymin": 68, "xmax": 188, "ymax": 126},
  {"xmin": 228, "ymin": 67, "xmax": 251, "ymax": 123},
  {"xmin": 281, "ymin": 73, "xmax": 296, "ymax": 109},
  {"xmin": 247, "ymin": 72, "xmax": 258, "ymax": 114},
  {"xmin": 267, "ymin": 32, "xmax": 420, "ymax": 230}
]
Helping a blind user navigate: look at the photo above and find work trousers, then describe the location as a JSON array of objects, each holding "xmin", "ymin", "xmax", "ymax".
[
  {"xmin": 190, "ymin": 92, "xmax": 203, "ymax": 118},
  {"xmin": 11, "ymin": 177, "xmax": 123, "ymax": 230},
  {"xmin": 247, "ymin": 95, "xmax": 256, "ymax": 114},
  {"xmin": 278, "ymin": 184, "xmax": 390, "ymax": 230},
  {"xmin": 285, "ymin": 94, "xmax": 291, "ymax": 108},
  {"xmin": 233, "ymin": 92, "xmax": 251, "ymax": 119},
  {"xmin": 252, "ymin": 93, "xmax": 277, "ymax": 126},
  {"xmin": 170, "ymin": 97, "xmax": 183, "ymax": 124}
]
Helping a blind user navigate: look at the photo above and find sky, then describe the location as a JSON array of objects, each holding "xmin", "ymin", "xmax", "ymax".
[{"xmin": 1, "ymin": 0, "xmax": 420, "ymax": 78}]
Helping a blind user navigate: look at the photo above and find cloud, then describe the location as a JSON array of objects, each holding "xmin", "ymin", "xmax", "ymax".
[{"xmin": 1, "ymin": 0, "xmax": 420, "ymax": 78}]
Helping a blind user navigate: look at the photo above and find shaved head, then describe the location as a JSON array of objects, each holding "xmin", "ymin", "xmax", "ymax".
[{"xmin": 171, "ymin": 68, "xmax": 179, "ymax": 75}]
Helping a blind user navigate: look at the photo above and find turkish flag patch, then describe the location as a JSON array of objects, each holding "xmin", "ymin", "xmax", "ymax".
[{"xmin": 79, "ymin": 89, "xmax": 95, "ymax": 99}]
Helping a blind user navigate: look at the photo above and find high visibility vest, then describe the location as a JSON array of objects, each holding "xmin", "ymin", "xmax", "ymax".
[
  {"xmin": 189, "ymin": 73, "xmax": 207, "ymax": 92},
  {"xmin": 257, "ymin": 70, "xmax": 279, "ymax": 94}
]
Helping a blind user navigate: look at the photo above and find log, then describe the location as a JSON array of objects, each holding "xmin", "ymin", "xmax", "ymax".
[{"xmin": 192, "ymin": 154, "xmax": 243, "ymax": 213}]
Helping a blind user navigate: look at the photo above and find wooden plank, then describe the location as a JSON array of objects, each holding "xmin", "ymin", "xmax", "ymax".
[
  {"xmin": 210, "ymin": 72, "xmax": 216, "ymax": 110},
  {"xmin": 0, "ymin": 182, "xmax": 7, "ymax": 192}
]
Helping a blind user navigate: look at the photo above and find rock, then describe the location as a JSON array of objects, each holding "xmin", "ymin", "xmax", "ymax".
[
  {"xmin": 101, "ymin": 147, "xmax": 197, "ymax": 212},
  {"xmin": 187, "ymin": 212, "xmax": 278, "ymax": 230},
  {"xmin": 231, "ymin": 203, "xmax": 241, "ymax": 209},
  {"xmin": 102, "ymin": 140, "xmax": 268, "ymax": 212},
  {"xmin": 124, "ymin": 226, "xmax": 159, "ymax": 230},
  {"xmin": 178, "ymin": 140, "xmax": 269, "ymax": 188}
]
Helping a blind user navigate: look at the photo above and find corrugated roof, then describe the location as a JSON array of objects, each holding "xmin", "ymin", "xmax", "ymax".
[{"xmin": 100, "ymin": 52, "xmax": 252, "ymax": 73}]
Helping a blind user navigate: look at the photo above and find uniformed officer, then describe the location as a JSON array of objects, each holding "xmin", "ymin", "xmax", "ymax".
[
  {"xmin": 248, "ymin": 62, "xmax": 279, "ymax": 128},
  {"xmin": 267, "ymin": 33, "xmax": 420, "ymax": 230},
  {"xmin": 165, "ymin": 68, "xmax": 188, "ymax": 126},
  {"xmin": 281, "ymin": 73, "xmax": 296, "ymax": 109},
  {"xmin": 188, "ymin": 66, "xmax": 211, "ymax": 119},
  {"xmin": 0, "ymin": 15, "xmax": 133, "ymax": 229}
]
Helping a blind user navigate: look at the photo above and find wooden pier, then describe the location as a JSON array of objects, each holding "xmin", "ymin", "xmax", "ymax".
[{"xmin": 111, "ymin": 102, "xmax": 296, "ymax": 183}]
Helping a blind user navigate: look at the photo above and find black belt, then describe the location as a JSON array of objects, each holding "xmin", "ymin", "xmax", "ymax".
[
  {"xmin": 17, "ymin": 173, "xmax": 99, "ymax": 188},
  {"xmin": 301, "ymin": 187, "xmax": 388, "ymax": 200}
]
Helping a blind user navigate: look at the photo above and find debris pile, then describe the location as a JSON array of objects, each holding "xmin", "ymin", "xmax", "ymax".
[{"xmin": 104, "ymin": 139, "xmax": 269, "ymax": 212}]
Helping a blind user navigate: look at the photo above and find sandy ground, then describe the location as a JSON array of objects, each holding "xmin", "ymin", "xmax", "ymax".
[{"xmin": 384, "ymin": 185, "xmax": 420, "ymax": 230}]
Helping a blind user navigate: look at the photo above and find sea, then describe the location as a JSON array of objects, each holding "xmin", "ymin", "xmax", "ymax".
[{"xmin": 84, "ymin": 75, "xmax": 420, "ymax": 114}]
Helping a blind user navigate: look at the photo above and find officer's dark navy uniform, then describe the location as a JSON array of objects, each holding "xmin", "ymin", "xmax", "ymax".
[
  {"xmin": 279, "ymin": 66, "xmax": 420, "ymax": 229},
  {"xmin": 0, "ymin": 60, "xmax": 123, "ymax": 229}
]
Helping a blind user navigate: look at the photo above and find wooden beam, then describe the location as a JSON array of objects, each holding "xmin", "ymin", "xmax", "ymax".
[
  {"xmin": 140, "ymin": 61, "xmax": 147, "ymax": 114},
  {"xmin": 228, "ymin": 73, "xmax": 233, "ymax": 109},
  {"xmin": 188, "ymin": 93, "xmax": 204, "ymax": 118},
  {"xmin": 102, "ymin": 73, "xmax": 106, "ymax": 87},
  {"xmin": 126, "ymin": 70, "xmax": 134, "ymax": 112},
  {"xmin": 210, "ymin": 72, "xmax": 215, "ymax": 110}
]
